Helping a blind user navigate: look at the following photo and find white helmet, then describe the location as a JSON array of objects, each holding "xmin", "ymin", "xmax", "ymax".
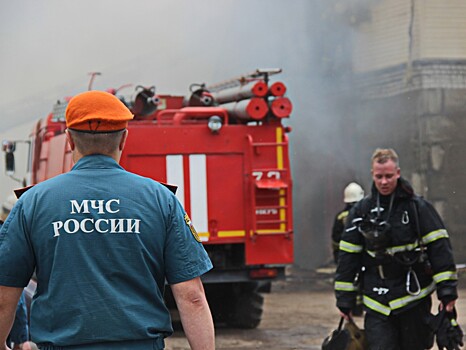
[{"xmin": 343, "ymin": 182, "xmax": 364, "ymax": 203}]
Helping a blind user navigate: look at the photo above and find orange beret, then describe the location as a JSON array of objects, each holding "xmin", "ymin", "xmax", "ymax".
[{"xmin": 65, "ymin": 90, "xmax": 133, "ymax": 132}]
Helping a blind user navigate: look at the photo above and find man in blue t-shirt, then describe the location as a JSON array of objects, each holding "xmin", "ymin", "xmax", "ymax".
[{"xmin": 0, "ymin": 91, "xmax": 215, "ymax": 350}]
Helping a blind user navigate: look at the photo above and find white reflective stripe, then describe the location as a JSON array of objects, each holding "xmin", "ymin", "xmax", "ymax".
[
  {"xmin": 364, "ymin": 282, "xmax": 435, "ymax": 316},
  {"xmin": 433, "ymin": 271, "xmax": 458, "ymax": 283},
  {"xmin": 335, "ymin": 281, "xmax": 358, "ymax": 292},
  {"xmin": 367, "ymin": 241, "xmax": 419, "ymax": 256},
  {"xmin": 422, "ymin": 229, "xmax": 449, "ymax": 245},
  {"xmin": 363, "ymin": 295, "xmax": 391, "ymax": 316},
  {"xmin": 386, "ymin": 241, "xmax": 419, "ymax": 254},
  {"xmin": 339, "ymin": 240, "xmax": 363, "ymax": 253},
  {"xmin": 388, "ymin": 281, "xmax": 436, "ymax": 310},
  {"xmin": 189, "ymin": 154, "xmax": 208, "ymax": 233},
  {"xmin": 166, "ymin": 155, "xmax": 184, "ymax": 207}
]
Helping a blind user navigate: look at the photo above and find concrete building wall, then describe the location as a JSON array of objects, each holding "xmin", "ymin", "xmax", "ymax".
[
  {"xmin": 418, "ymin": 0, "xmax": 466, "ymax": 60},
  {"xmin": 352, "ymin": 0, "xmax": 466, "ymax": 73},
  {"xmin": 352, "ymin": 0, "xmax": 411, "ymax": 72},
  {"xmin": 421, "ymin": 89, "xmax": 466, "ymax": 261}
]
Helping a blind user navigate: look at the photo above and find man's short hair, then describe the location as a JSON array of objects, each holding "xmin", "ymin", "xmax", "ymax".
[
  {"xmin": 69, "ymin": 129, "xmax": 124, "ymax": 156},
  {"xmin": 371, "ymin": 148, "xmax": 399, "ymax": 167}
]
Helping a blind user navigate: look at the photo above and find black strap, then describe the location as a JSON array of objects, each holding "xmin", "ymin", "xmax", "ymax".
[
  {"xmin": 411, "ymin": 198, "xmax": 423, "ymax": 243},
  {"xmin": 389, "ymin": 198, "xmax": 424, "ymax": 267},
  {"xmin": 376, "ymin": 192, "xmax": 395, "ymax": 221},
  {"xmin": 337, "ymin": 316, "xmax": 345, "ymax": 331}
]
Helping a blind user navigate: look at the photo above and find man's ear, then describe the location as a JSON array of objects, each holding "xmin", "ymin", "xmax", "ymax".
[
  {"xmin": 65, "ymin": 129, "xmax": 75, "ymax": 150},
  {"xmin": 119, "ymin": 130, "xmax": 128, "ymax": 151}
]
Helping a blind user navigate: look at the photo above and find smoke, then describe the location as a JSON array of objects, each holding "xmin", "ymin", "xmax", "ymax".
[{"xmin": 0, "ymin": 0, "xmax": 375, "ymax": 269}]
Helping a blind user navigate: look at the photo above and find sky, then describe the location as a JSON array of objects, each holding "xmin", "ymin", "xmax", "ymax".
[
  {"xmin": 0, "ymin": 0, "xmax": 362, "ymax": 268},
  {"xmin": 0, "ymin": 0, "xmax": 321, "ymax": 130}
]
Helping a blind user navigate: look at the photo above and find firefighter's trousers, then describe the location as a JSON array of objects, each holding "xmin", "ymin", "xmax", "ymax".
[{"xmin": 364, "ymin": 297, "xmax": 433, "ymax": 350}]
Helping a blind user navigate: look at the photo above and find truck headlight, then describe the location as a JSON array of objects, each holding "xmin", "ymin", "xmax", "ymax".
[{"xmin": 208, "ymin": 116, "xmax": 222, "ymax": 134}]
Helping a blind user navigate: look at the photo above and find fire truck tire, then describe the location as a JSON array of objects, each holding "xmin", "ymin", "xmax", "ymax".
[
  {"xmin": 227, "ymin": 289, "xmax": 264, "ymax": 329},
  {"xmin": 258, "ymin": 281, "xmax": 272, "ymax": 293},
  {"xmin": 205, "ymin": 282, "xmax": 265, "ymax": 329}
]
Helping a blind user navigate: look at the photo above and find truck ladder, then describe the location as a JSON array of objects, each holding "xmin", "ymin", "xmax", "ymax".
[{"xmin": 246, "ymin": 131, "xmax": 292, "ymax": 239}]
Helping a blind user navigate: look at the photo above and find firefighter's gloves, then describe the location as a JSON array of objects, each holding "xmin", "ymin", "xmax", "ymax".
[
  {"xmin": 435, "ymin": 308, "xmax": 464, "ymax": 350},
  {"xmin": 441, "ymin": 296, "xmax": 457, "ymax": 312},
  {"xmin": 338, "ymin": 307, "xmax": 352, "ymax": 320}
]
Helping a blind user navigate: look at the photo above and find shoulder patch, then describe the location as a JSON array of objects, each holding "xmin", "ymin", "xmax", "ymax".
[{"xmin": 184, "ymin": 213, "xmax": 201, "ymax": 242}]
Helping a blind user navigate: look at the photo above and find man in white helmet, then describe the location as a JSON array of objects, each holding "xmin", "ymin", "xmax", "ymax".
[
  {"xmin": 331, "ymin": 182, "xmax": 365, "ymax": 264},
  {"xmin": 331, "ymin": 182, "xmax": 365, "ymax": 317}
]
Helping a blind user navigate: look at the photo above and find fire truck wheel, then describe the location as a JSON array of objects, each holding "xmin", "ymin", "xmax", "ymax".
[
  {"xmin": 204, "ymin": 282, "xmax": 265, "ymax": 328},
  {"xmin": 257, "ymin": 281, "xmax": 272, "ymax": 293},
  {"xmin": 227, "ymin": 289, "xmax": 264, "ymax": 329}
]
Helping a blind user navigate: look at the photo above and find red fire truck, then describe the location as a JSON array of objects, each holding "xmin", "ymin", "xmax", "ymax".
[{"xmin": 3, "ymin": 68, "xmax": 293, "ymax": 328}]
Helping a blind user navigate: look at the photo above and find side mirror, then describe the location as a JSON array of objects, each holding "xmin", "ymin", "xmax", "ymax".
[{"xmin": 2, "ymin": 140, "xmax": 16, "ymax": 175}]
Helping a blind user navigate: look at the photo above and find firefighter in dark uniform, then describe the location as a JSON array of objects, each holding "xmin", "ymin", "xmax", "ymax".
[
  {"xmin": 331, "ymin": 182, "xmax": 365, "ymax": 264},
  {"xmin": 335, "ymin": 148, "xmax": 460, "ymax": 350},
  {"xmin": 331, "ymin": 182, "xmax": 365, "ymax": 317}
]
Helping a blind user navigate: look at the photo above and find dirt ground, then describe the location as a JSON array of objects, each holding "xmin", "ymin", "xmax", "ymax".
[{"xmin": 165, "ymin": 266, "xmax": 466, "ymax": 350}]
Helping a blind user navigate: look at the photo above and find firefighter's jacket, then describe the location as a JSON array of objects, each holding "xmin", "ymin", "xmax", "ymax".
[
  {"xmin": 331, "ymin": 203, "xmax": 354, "ymax": 263},
  {"xmin": 335, "ymin": 177, "xmax": 458, "ymax": 318}
]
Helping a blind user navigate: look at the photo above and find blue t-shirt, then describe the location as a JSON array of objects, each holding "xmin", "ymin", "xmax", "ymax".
[{"xmin": 0, "ymin": 155, "xmax": 212, "ymax": 347}]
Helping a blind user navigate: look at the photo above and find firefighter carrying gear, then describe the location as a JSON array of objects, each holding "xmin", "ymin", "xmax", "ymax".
[
  {"xmin": 322, "ymin": 317, "xmax": 367, "ymax": 350},
  {"xmin": 429, "ymin": 307, "xmax": 464, "ymax": 350},
  {"xmin": 335, "ymin": 177, "xmax": 458, "ymax": 350},
  {"xmin": 335, "ymin": 178, "xmax": 457, "ymax": 318}
]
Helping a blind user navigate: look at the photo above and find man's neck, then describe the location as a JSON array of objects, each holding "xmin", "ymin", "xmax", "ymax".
[{"xmin": 74, "ymin": 151, "xmax": 120, "ymax": 164}]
